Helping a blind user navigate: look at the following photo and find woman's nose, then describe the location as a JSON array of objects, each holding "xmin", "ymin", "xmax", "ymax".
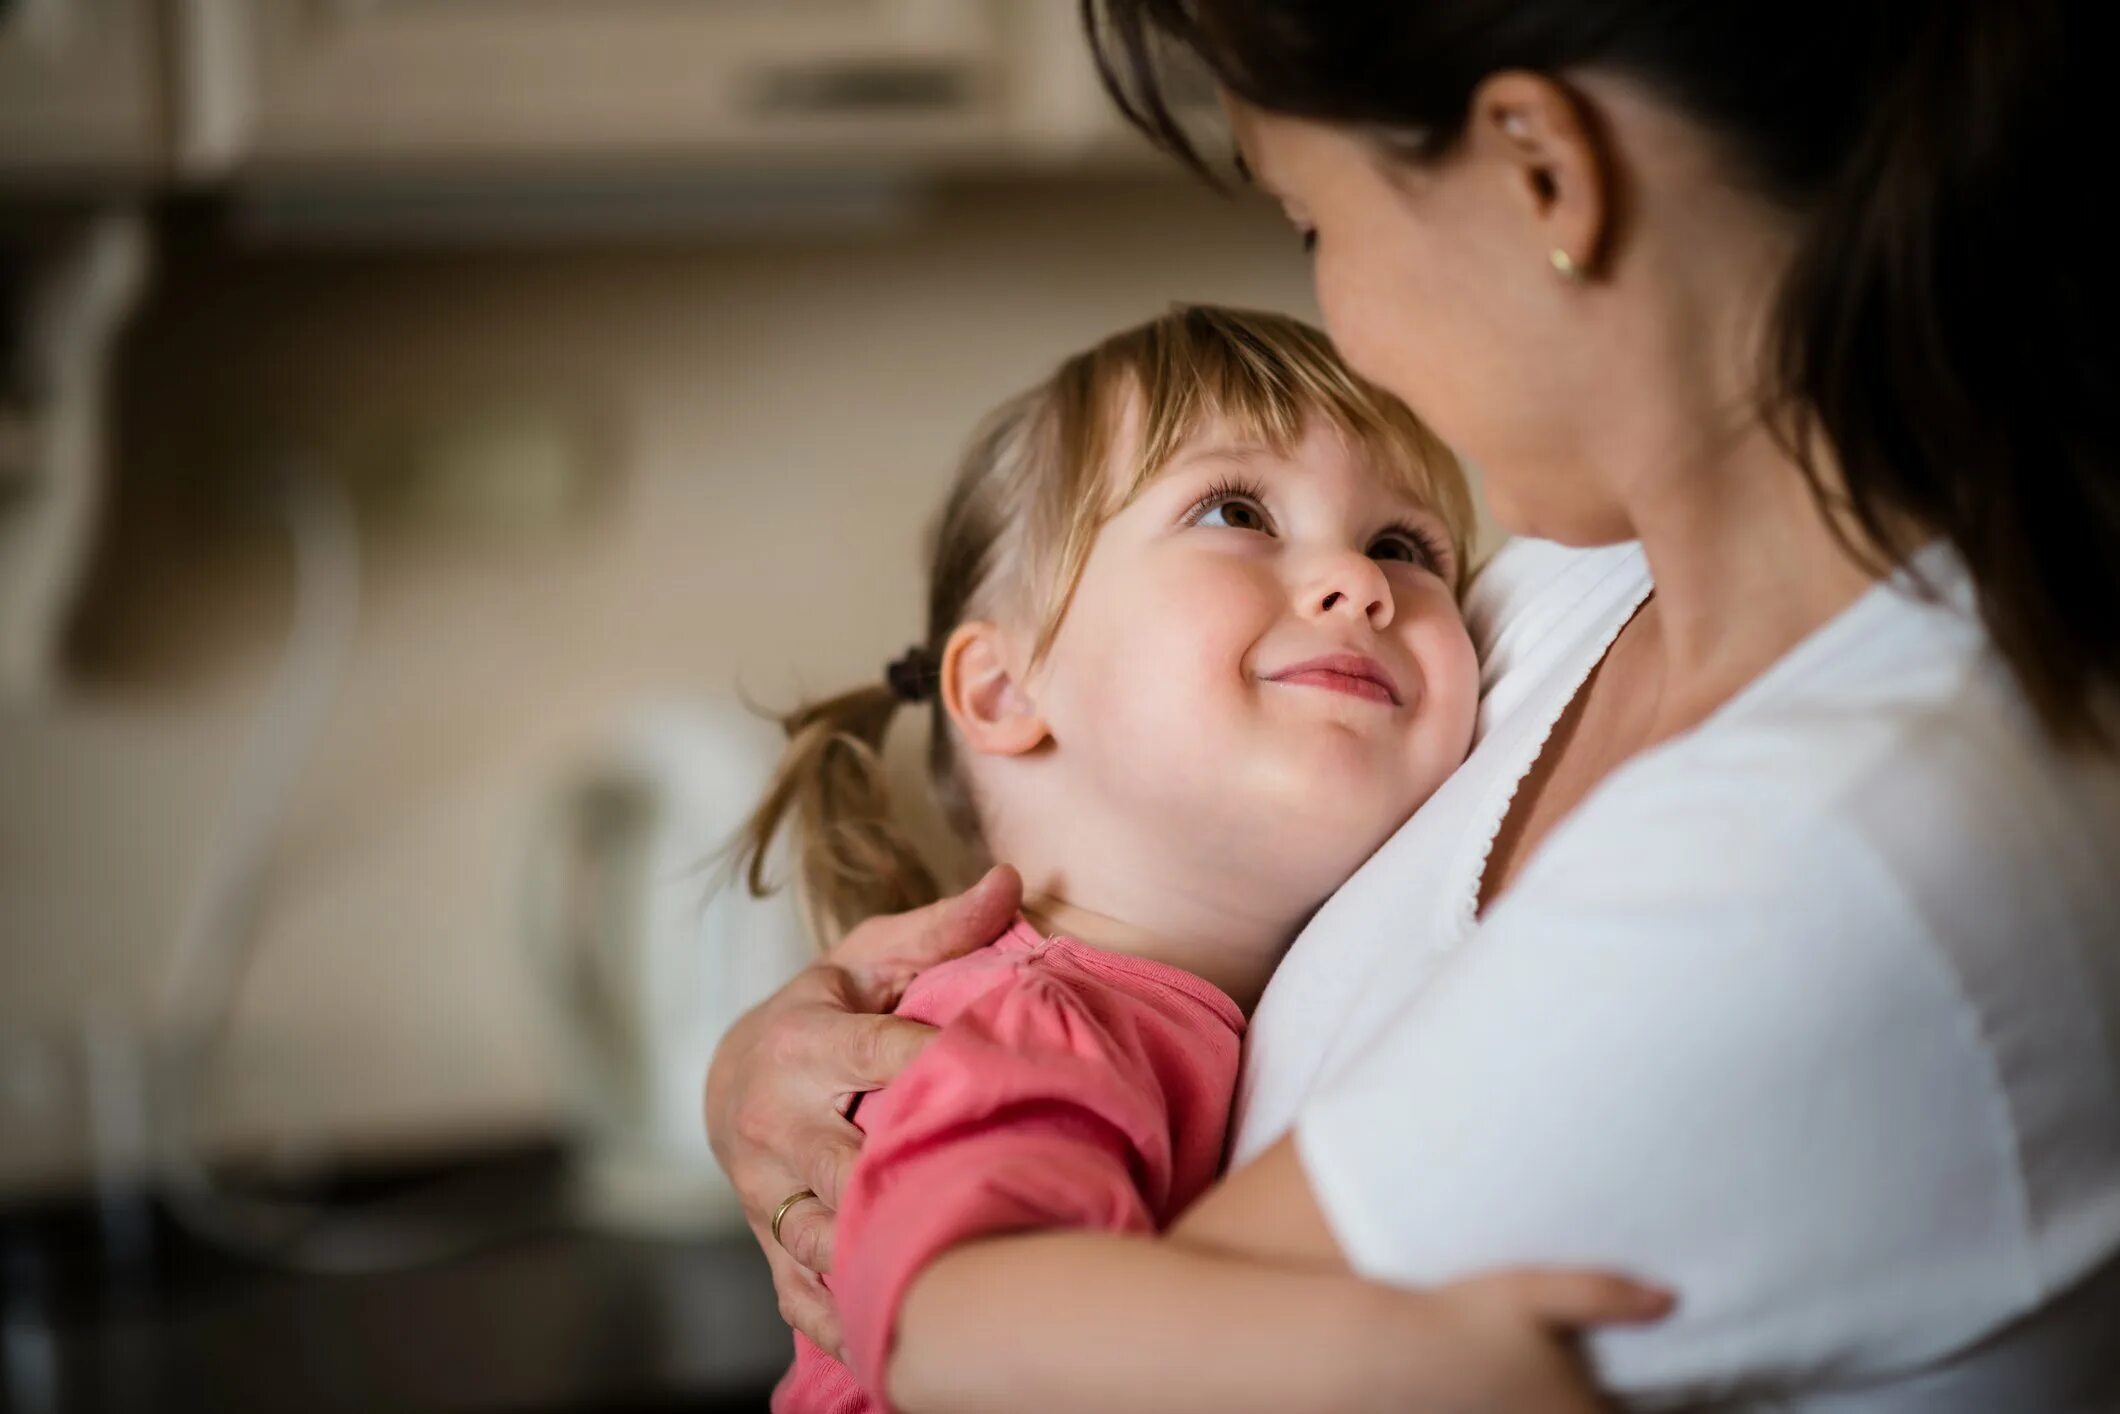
[{"xmin": 1307, "ymin": 552, "xmax": 1395, "ymax": 630}]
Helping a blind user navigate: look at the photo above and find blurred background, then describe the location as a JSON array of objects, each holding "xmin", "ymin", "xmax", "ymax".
[{"xmin": 0, "ymin": 2, "xmax": 1343, "ymax": 1409}]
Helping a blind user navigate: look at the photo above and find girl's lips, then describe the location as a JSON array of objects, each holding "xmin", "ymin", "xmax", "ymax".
[{"xmin": 1264, "ymin": 654, "xmax": 1402, "ymax": 706}]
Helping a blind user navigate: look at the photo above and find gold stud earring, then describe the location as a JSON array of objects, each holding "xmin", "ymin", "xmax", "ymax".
[{"xmin": 1550, "ymin": 248, "xmax": 1585, "ymax": 281}]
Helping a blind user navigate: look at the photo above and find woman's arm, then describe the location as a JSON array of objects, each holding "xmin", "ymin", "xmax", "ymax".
[
  {"xmin": 806, "ymin": 936, "xmax": 1670, "ymax": 1414},
  {"xmin": 891, "ymin": 1156, "xmax": 1670, "ymax": 1414}
]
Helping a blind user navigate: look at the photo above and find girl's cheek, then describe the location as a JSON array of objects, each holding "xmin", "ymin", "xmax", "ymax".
[
  {"xmin": 1153, "ymin": 547, "xmax": 1265, "ymax": 617},
  {"xmin": 1066, "ymin": 562, "xmax": 1232, "ymax": 717},
  {"xmin": 1404, "ymin": 589, "xmax": 1477, "ymax": 677},
  {"xmin": 1430, "ymin": 621, "xmax": 1481, "ymax": 730}
]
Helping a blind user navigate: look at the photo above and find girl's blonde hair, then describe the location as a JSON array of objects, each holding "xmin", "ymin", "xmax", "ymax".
[{"xmin": 735, "ymin": 304, "xmax": 1474, "ymax": 946}]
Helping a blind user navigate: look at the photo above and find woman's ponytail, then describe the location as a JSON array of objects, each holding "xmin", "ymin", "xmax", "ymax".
[
  {"xmin": 1770, "ymin": 0, "xmax": 2116, "ymax": 747},
  {"xmin": 734, "ymin": 680, "xmax": 942, "ymax": 949}
]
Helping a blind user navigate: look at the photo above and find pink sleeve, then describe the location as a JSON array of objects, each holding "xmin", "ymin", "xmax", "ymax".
[{"xmin": 832, "ymin": 969, "xmax": 1179, "ymax": 1403}]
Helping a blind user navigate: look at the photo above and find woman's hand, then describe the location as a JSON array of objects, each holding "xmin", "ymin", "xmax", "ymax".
[
  {"xmin": 890, "ymin": 1227, "xmax": 1668, "ymax": 1414},
  {"xmin": 1385, "ymin": 1267, "xmax": 1673, "ymax": 1414},
  {"xmin": 704, "ymin": 865, "xmax": 1022, "ymax": 1350}
]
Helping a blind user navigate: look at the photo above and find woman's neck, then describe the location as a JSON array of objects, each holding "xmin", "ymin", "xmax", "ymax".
[
  {"xmin": 1590, "ymin": 180, "xmax": 1888, "ymax": 743},
  {"xmin": 1625, "ymin": 423, "xmax": 1884, "ymax": 744}
]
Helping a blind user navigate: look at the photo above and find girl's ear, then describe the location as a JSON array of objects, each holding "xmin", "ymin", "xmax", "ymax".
[{"xmin": 940, "ymin": 621, "xmax": 1050, "ymax": 758}]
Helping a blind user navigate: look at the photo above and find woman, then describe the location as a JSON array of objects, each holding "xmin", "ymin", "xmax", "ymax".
[{"xmin": 709, "ymin": 2, "xmax": 2119, "ymax": 1408}]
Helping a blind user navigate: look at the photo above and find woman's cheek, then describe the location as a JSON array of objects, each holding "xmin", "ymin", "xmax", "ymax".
[
  {"xmin": 1313, "ymin": 246, "xmax": 1465, "ymax": 449},
  {"xmin": 1306, "ymin": 232, "xmax": 1414, "ymax": 386},
  {"xmin": 1311, "ymin": 253, "xmax": 1389, "ymax": 387}
]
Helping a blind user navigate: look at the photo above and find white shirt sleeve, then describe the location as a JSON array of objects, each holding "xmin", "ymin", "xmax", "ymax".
[{"xmin": 1293, "ymin": 759, "xmax": 2038, "ymax": 1405}]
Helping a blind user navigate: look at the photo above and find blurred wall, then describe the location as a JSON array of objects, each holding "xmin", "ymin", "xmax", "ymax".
[{"xmin": 2, "ymin": 175, "xmax": 1340, "ymax": 1191}]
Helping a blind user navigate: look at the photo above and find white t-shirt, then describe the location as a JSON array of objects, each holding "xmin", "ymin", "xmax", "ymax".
[{"xmin": 1233, "ymin": 538, "xmax": 2120, "ymax": 1411}]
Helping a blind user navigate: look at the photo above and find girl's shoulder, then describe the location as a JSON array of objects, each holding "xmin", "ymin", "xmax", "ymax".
[
  {"xmin": 864, "ymin": 921, "xmax": 1243, "ymax": 1159},
  {"xmin": 890, "ymin": 915, "xmax": 1051, "ymax": 1029},
  {"xmin": 896, "ymin": 917, "xmax": 1244, "ymax": 1046}
]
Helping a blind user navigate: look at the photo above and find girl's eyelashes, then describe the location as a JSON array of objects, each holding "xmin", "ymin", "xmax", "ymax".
[
  {"xmin": 1184, "ymin": 482, "xmax": 1449, "ymax": 576},
  {"xmin": 1368, "ymin": 522, "xmax": 1451, "ymax": 575},
  {"xmin": 1299, "ymin": 227, "xmax": 1319, "ymax": 255},
  {"xmin": 1183, "ymin": 478, "xmax": 1277, "ymax": 535}
]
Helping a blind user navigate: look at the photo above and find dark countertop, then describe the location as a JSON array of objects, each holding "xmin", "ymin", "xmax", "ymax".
[{"xmin": 1, "ymin": 1143, "xmax": 789, "ymax": 1413}]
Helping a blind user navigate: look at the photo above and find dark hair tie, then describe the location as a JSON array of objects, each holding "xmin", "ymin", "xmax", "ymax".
[{"xmin": 885, "ymin": 646, "xmax": 938, "ymax": 704}]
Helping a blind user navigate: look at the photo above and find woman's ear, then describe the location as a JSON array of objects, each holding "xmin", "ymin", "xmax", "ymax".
[
  {"xmin": 940, "ymin": 621, "xmax": 1050, "ymax": 758},
  {"xmin": 1472, "ymin": 70, "xmax": 1609, "ymax": 278}
]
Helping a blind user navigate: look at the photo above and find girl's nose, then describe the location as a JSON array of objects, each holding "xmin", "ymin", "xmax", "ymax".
[{"xmin": 1308, "ymin": 552, "xmax": 1396, "ymax": 631}]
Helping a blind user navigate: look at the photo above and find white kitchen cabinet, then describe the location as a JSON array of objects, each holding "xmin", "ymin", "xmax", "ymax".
[
  {"xmin": 3, "ymin": 1, "xmax": 1201, "ymax": 196},
  {"xmin": 0, "ymin": 0, "xmax": 166, "ymax": 181},
  {"xmin": 190, "ymin": 0, "xmax": 1012, "ymax": 175}
]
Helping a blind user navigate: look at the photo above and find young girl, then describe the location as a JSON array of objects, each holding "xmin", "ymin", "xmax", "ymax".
[{"xmin": 735, "ymin": 305, "xmax": 1665, "ymax": 1413}]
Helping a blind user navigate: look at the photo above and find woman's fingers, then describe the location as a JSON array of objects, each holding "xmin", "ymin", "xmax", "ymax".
[
  {"xmin": 833, "ymin": 865, "xmax": 1022, "ymax": 1009},
  {"xmin": 832, "ymin": 1014, "xmax": 946, "ymax": 1097},
  {"xmin": 763, "ymin": 1226, "xmax": 845, "ymax": 1356},
  {"xmin": 709, "ymin": 978, "xmax": 901, "ymax": 1209},
  {"xmin": 798, "ymin": 1121, "xmax": 865, "ymax": 1214},
  {"xmin": 729, "ymin": 1116, "xmax": 854, "ymax": 1274},
  {"xmin": 773, "ymin": 1189, "xmax": 838, "ymax": 1274},
  {"xmin": 1461, "ymin": 1268, "xmax": 1676, "ymax": 1331}
]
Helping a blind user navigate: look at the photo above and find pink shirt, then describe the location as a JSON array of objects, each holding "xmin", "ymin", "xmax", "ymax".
[{"xmin": 772, "ymin": 916, "xmax": 1246, "ymax": 1414}]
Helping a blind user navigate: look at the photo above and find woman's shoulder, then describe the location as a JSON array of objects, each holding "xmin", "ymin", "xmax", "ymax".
[
  {"xmin": 1598, "ymin": 549, "xmax": 2120, "ymax": 928},
  {"xmin": 1555, "ymin": 548, "xmax": 2120, "ymax": 998},
  {"xmin": 1506, "ymin": 565, "xmax": 2120, "ymax": 1323}
]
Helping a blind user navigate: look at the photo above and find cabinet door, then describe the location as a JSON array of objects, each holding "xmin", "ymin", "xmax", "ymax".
[
  {"xmin": 211, "ymin": 0, "xmax": 1005, "ymax": 172},
  {"xmin": 0, "ymin": 0, "xmax": 165, "ymax": 181}
]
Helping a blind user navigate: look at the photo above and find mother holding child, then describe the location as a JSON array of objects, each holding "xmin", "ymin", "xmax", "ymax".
[{"xmin": 708, "ymin": 2, "xmax": 2119, "ymax": 1410}]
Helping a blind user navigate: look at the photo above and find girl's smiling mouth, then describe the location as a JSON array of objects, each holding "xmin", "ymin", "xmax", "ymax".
[{"xmin": 1264, "ymin": 653, "xmax": 1402, "ymax": 706}]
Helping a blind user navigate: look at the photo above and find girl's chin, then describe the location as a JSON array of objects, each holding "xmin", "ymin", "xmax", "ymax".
[
  {"xmin": 1257, "ymin": 731, "xmax": 1436, "ymax": 801},
  {"xmin": 1234, "ymin": 780, "xmax": 1417, "ymax": 873}
]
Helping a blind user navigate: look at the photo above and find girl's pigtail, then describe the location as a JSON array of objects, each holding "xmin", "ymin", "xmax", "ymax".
[{"xmin": 734, "ymin": 680, "xmax": 942, "ymax": 950}]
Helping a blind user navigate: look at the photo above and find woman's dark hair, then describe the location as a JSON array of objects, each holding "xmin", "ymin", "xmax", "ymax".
[{"xmin": 1084, "ymin": 1, "xmax": 2115, "ymax": 749}]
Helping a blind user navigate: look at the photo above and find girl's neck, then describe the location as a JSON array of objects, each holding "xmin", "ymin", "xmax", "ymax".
[{"xmin": 1016, "ymin": 884, "xmax": 1300, "ymax": 1017}]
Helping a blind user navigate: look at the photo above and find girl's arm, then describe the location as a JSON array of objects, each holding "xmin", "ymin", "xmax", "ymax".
[{"xmin": 890, "ymin": 1142, "xmax": 1669, "ymax": 1414}]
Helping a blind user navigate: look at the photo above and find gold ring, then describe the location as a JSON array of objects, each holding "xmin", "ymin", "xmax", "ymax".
[{"xmin": 770, "ymin": 1187, "xmax": 818, "ymax": 1251}]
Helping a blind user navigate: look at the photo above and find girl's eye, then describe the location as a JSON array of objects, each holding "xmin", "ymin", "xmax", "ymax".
[
  {"xmin": 1369, "ymin": 525, "xmax": 1448, "ymax": 573},
  {"xmin": 1188, "ymin": 488, "xmax": 1275, "ymax": 535},
  {"xmin": 1299, "ymin": 228, "xmax": 1318, "ymax": 255}
]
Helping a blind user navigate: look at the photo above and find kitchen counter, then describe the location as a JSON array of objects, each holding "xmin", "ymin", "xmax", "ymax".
[{"xmin": 0, "ymin": 1143, "xmax": 788, "ymax": 1413}]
